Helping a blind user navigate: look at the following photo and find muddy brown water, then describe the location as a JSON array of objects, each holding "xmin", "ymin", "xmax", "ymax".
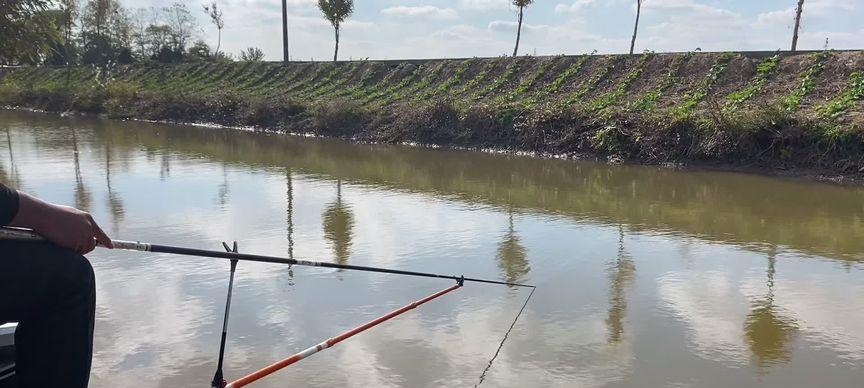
[{"xmin": 1, "ymin": 110, "xmax": 863, "ymax": 387}]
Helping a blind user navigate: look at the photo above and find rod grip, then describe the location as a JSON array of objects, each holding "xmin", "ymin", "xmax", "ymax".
[{"xmin": 0, "ymin": 227, "xmax": 149, "ymax": 251}]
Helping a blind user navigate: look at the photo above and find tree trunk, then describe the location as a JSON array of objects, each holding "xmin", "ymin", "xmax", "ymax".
[
  {"xmin": 334, "ymin": 24, "xmax": 340, "ymax": 62},
  {"xmin": 282, "ymin": 0, "xmax": 289, "ymax": 63},
  {"xmin": 513, "ymin": 6, "xmax": 524, "ymax": 57},
  {"xmin": 216, "ymin": 28, "xmax": 222, "ymax": 58},
  {"xmin": 791, "ymin": 0, "xmax": 805, "ymax": 52},
  {"xmin": 630, "ymin": 0, "xmax": 642, "ymax": 55}
]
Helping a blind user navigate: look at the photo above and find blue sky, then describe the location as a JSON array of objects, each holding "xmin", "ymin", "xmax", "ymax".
[{"xmin": 124, "ymin": 0, "xmax": 864, "ymax": 60}]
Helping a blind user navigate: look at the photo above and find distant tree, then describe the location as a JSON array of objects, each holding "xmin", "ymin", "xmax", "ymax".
[
  {"xmin": 317, "ymin": 0, "xmax": 354, "ymax": 62},
  {"xmin": 80, "ymin": 0, "xmax": 132, "ymax": 64},
  {"xmin": 163, "ymin": 2, "xmax": 197, "ymax": 52},
  {"xmin": 42, "ymin": 9, "xmax": 72, "ymax": 66},
  {"xmin": 0, "ymin": 0, "xmax": 61, "ymax": 65},
  {"xmin": 187, "ymin": 39, "xmax": 211, "ymax": 61},
  {"xmin": 791, "ymin": 0, "xmax": 805, "ymax": 52},
  {"xmin": 202, "ymin": 1, "xmax": 224, "ymax": 57},
  {"xmin": 129, "ymin": 8, "xmax": 151, "ymax": 58},
  {"xmin": 629, "ymin": 0, "xmax": 642, "ymax": 55},
  {"xmin": 59, "ymin": 0, "xmax": 78, "ymax": 65},
  {"xmin": 512, "ymin": 0, "xmax": 534, "ymax": 57},
  {"xmin": 239, "ymin": 47, "xmax": 265, "ymax": 62}
]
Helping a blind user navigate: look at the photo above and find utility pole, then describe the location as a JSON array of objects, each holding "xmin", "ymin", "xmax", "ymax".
[
  {"xmin": 791, "ymin": 0, "xmax": 805, "ymax": 52},
  {"xmin": 629, "ymin": 0, "xmax": 642, "ymax": 55},
  {"xmin": 282, "ymin": 0, "xmax": 289, "ymax": 63}
]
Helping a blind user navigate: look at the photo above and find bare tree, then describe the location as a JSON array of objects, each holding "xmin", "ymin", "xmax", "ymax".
[
  {"xmin": 512, "ymin": 0, "xmax": 534, "ymax": 57},
  {"xmin": 239, "ymin": 47, "xmax": 264, "ymax": 62},
  {"xmin": 317, "ymin": 0, "xmax": 354, "ymax": 62},
  {"xmin": 791, "ymin": 0, "xmax": 805, "ymax": 52},
  {"xmin": 163, "ymin": 2, "xmax": 196, "ymax": 51},
  {"xmin": 629, "ymin": 0, "xmax": 642, "ymax": 55},
  {"xmin": 202, "ymin": 1, "xmax": 224, "ymax": 57}
]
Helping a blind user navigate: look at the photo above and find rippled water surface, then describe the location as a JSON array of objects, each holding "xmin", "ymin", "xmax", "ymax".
[{"xmin": 1, "ymin": 110, "xmax": 863, "ymax": 388}]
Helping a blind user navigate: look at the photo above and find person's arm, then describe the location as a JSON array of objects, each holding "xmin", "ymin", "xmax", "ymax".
[
  {"xmin": 1, "ymin": 183, "xmax": 113, "ymax": 253},
  {"xmin": 0, "ymin": 183, "xmax": 19, "ymax": 226}
]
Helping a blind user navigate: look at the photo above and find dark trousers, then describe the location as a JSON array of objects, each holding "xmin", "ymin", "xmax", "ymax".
[{"xmin": 0, "ymin": 241, "xmax": 95, "ymax": 388}]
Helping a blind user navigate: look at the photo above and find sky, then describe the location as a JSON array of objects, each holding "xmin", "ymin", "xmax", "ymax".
[{"xmin": 122, "ymin": 0, "xmax": 864, "ymax": 61}]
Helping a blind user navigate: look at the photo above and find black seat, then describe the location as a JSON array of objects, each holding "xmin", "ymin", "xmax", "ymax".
[{"xmin": 0, "ymin": 322, "xmax": 15, "ymax": 387}]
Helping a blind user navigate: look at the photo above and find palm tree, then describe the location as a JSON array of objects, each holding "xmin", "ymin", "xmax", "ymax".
[
  {"xmin": 512, "ymin": 0, "xmax": 534, "ymax": 57},
  {"xmin": 791, "ymin": 0, "xmax": 805, "ymax": 52},
  {"xmin": 629, "ymin": 0, "xmax": 643, "ymax": 55},
  {"xmin": 317, "ymin": 0, "xmax": 354, "ymax": 62}
]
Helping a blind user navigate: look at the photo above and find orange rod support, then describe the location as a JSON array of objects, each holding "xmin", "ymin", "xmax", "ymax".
[{"xmin": 226, "ymin": 283, "xmax": 462, "ymax": 388}]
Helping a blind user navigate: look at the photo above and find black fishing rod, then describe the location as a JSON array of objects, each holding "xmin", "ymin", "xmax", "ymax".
[
  {"xmin": 0, "ymin": 227, "xmax": 535, "ymax": 288},
  {"xmin": 1, "ymin": 226, "xmax": 536, "ymax": 388}
]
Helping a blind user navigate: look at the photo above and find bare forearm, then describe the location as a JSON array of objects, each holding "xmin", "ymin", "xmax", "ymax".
[
  {"xmin": 3, "ymin": 187, "xmax": 113, "ymax": 253},
  {"xmin": 8, "ymin": 191, "xmax": 49, "ymax": 231}
]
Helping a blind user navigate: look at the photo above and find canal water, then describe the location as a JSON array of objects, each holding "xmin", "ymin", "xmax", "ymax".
[{"xmin": 1, "ymin": 110, "xmax": 862, "ymax": 387}]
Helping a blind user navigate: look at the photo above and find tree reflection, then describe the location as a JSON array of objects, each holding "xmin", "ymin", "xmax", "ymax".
[
  {"xmin": 71, "ymin": 128, "xmax": 91, "ymax": 212},
  {"xmin": 606, "ymin": 224, "xmax": 635, "ymax": 344},
  {"xmin": 105, "ymin": 138, "xmax": 125, "ymax": 234},
  {"xmin": 496, "ymin": 207, "xmax": 529, "ymax": 285},
  {"xmin": 744, "ymin": 246, "xmax": 798, "ymax": 372},
  {"xmin": 285, "ymin": 168, "xmax": 295, "ymax": 285},
  {"xmin": 216, "ymin": 162, "xmax": 229, "ymax": 206},
  {"xmin": 322, "ymin": 179, "xmax": 354, "ymax": 266},
  {"xmin": 1, "ymin": 127, "xmax": 22, "ymax": 189},
  {"xmin": 160, "ymin": 152, "xmax": 171, "ymax": 180}
]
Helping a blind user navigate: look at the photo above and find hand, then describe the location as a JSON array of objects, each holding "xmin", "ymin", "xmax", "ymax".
[
  {"xmin": 35, "ymin": 204, "xmax": 114, "ymax": 254},
  {"xmin": 10, "ymin": 192, "xmax": 114, "ymax": 254}
]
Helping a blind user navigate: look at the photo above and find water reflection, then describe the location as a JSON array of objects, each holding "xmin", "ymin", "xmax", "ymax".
[
  {"xmin": 1, "ymin": 127, "xmax": 21, "ymax": 189},
  {"xmin": 606, "ymin": 225, "xmax": 635, "ymax": 345},
  {"xmin": 285, "ymin": 168, "xmax": 295, "ymax": 285},
  {"xmin": 104, "ymin": 138, "xmax": 125, "ymax": 234},
  {"xmin": 216, "ymin": 162, "xmax": 230, "ymax": 206},
  {"xmin": 2, "ymin": 110, "xmax": 864, "ymax": 388},
  {"xmin": 496, "ymin": 208, "xmax": 529, "ymax": 285},
  {"xmin": 322, "ymin": 179, "xmax": 354, "ymax": 266},
  {"xmin": 744, "ymin": 246, "xmax": 799, "ymax": 371},
  {"xmin": 71, "ymin": 128, "xmax": 92, "ymax": 212}
]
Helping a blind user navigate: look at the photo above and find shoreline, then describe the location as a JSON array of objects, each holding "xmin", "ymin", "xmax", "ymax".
[
  {"xmin": 5, "ymin": 106, "xmax": 862, "ymax": 186},
  {"xmin": 2, "ymin": 52, "xmax": 862, "ymax": 185}
]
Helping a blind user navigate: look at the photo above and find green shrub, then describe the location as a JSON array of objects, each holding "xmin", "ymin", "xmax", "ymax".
[{"xmin": 309, "ymin": 98, "xmax": 371, "ymax": 136}]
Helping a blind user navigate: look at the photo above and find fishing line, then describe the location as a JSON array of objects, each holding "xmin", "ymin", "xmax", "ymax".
[{"xmin": 474, "ymin": 285, "xmax": 536, "ymax": 387}]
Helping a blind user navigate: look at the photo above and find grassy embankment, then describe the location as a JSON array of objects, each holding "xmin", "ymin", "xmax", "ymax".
[{"xmin": 1, "ymin": 51, "xmax": 863, "ymax": 176}]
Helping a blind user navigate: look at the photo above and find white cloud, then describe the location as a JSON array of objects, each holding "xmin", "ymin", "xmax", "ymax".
[
  {"xmin": 756, "ymin": 0, "xmax": 859, "ymax": 28},
  {"xmin": 488, "ymin": 20, "xmax": 549, "ymax": 33},
  {"xmin": 431, "ymin": 24, "xmax": 485, "ymax": 41},
  {"xmin": 459, "ymin": 0, "xmax": 510, "ymax": 11},
  {"xmin": 554, "ymin": 0, "xmax": 597, "ymax": 14},
  {"xmin": 381, "ymin": 5, "xmax": 459, "ymax": 20}
]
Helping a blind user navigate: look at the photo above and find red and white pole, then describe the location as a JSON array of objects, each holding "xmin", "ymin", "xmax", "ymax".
[{"xmin": 226, "ymin": 282, "xmax": 462, "ymax": 388}]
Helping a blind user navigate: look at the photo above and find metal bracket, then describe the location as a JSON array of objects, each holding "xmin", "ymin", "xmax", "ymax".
[{"xmin": 211, "ymin": 241, "xmax": 239, "ymax": 388}]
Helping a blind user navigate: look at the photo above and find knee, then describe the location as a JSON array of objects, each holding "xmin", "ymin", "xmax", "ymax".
[
  {"xmin": 38, "ymin": 244, "xmax": 96, "ymax": 297},
  {"xmin": 64, "ymin": 252, "xmax": 96, "ymax": 296}
]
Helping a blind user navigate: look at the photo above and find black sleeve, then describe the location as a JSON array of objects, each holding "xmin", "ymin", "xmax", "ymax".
[{"xmin": 0, "ymin": 182, "xmax": 20, "ymax": 226}]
